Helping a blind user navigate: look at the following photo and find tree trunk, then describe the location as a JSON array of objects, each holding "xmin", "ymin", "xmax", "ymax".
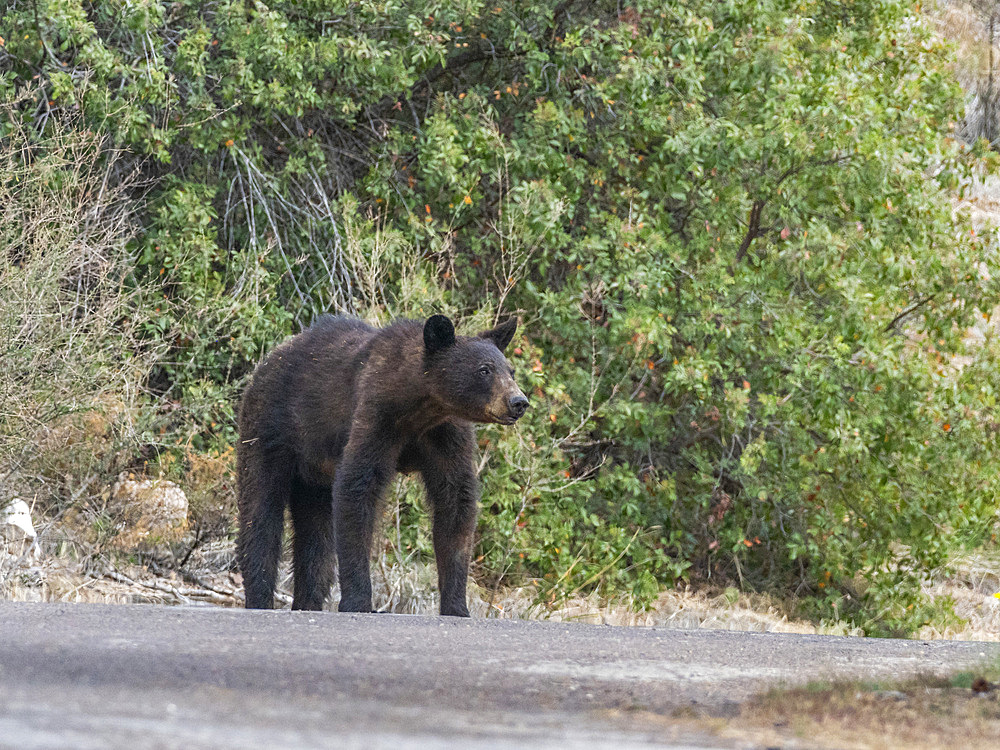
[{"xmin": 988, "ymin": 12, "xmax": 996, "ymax": 148}]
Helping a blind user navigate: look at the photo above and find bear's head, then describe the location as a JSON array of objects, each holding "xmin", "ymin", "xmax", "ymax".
[{"xmin": 423, "ymin": 315, "xmax": 529, "ymax": 425}]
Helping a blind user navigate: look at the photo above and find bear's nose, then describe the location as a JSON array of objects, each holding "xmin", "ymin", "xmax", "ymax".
[{"xmin": 509, "ymin": 394, "xmax": 529, "ymax": 419}]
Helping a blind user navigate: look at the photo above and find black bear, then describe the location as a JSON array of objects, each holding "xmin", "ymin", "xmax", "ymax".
[{"xmin": 236, "ymin": 314, "xmax": 528, "ymax": 616}]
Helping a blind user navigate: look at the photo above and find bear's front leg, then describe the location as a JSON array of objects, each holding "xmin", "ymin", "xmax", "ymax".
[
  {"xmin": 333, "ymin": 437, "xmax": 396, "ymax": 613},
  {"xmin": 420, "ymin": 423, "xmax": 480, "ymax": 617}
]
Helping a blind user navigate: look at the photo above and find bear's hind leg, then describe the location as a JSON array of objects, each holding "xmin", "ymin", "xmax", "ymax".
[
  {"xmin": 290, "ymin": 477, "xmax": 336, "ymax": 611},
  {"xmin": 237, "ymin": 449, "xmax": 290, "ymax": 609}
]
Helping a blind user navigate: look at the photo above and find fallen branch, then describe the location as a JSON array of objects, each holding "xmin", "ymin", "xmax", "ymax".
[{"xmin": 100, "ymin": 568, "xmax": 291, "ymax": 606}]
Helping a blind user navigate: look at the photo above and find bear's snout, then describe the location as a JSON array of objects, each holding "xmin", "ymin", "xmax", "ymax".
[{"xmin": 508, "ymin": 393, "xmax": 529, "ymax": 420}]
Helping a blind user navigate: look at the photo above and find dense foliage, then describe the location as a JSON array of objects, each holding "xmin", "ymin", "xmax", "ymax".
[{"xmin": 3, "ymin": 0, "xmax": 999, "ymax": 633}]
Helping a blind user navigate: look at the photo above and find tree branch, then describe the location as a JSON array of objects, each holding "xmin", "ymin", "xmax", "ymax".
[
  {"xmin": 775, "ymin": 154, "xmax": 851, "ymax": 186},
  {"xmin": 366, "ymin": 46, "xmax": 518, "ymax": 125},
  {"xmin": 735, "ymin": 199, "xmax": 766, "ymax": 263},
  {"xmin": 884, "ymin": 294, "xmax": 936, "ymax": 333}
]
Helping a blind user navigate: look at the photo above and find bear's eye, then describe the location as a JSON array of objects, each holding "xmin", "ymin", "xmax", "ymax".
[{"xmin": 478, "ymin": 365, "xmax": 491, "ymax": 377}]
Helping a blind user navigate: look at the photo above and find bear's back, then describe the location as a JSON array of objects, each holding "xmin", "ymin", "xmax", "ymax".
[
  {"xmin": 304, "ymin": 314, "xmax": 377, "ymax": 354},
  {"xmin": 238, "ymin": 316, "xmax": 374, "ymax": 452}
]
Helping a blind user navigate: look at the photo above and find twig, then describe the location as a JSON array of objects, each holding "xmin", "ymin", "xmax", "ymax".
[{"xmin": 102, "ymin": 567, "xmax": 260, "ymax": 605}]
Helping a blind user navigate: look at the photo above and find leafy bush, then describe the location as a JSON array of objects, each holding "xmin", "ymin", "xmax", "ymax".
[{"xmin": 3, "ymin": 0, "xmax": 1000, "ymax": 632}]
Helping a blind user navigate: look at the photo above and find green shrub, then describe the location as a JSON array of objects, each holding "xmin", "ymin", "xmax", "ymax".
[{"xmin": 3, "ymin": 0, "xmax": 1000, "ymax": 632}]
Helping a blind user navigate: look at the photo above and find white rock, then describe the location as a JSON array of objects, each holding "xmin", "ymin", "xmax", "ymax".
[{"xmin": 0, "ymin": 499, "xmax": 37, "ymax": 543}]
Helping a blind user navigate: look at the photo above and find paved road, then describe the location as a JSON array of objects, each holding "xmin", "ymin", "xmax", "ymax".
[{"xmin": 1, "ymin": 602, "xmax": 997, "ymax": 749}]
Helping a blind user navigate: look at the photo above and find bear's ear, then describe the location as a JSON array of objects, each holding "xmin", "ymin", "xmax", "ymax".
[
  {"xmin": 479, "ymin": 317, "xmax": 518, "ymax": 352},
  {"xmin": 424, "ymin": 314, "xmax": 456, "ymax": 354}
]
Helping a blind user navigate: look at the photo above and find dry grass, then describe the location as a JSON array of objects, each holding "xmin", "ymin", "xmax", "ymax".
[
  {"xmin": 6, "ymin": 511, "xmax": 1000, "ymax": 642},
  {"xmin": 955, "ymin": 158, "xmax": 1000, "ymax": 227},
  {"xmin": 725, "ymin": 670, "xmax": 1000, "ymax": 749},
  {"xmin": 0, "ymin": 93, "xmax": 155, "ymax": 518},
  {"xmin": 0, "ymin": 525, "xmax": 822, "ymax": 631},
  {"xmin": 477, "ymin": 585, "xmax": 820, "ymax": 632},
  {"xmin": 930, "ymin": 1, "xmax": 996, "ymax": 82},
  {"xmin": 918, "ymin": 551, "xmax": 1000, "ymax": 641},
  {"xmin": 928, "ymin": 1, "xmax": 1000, "ymax": 144}
]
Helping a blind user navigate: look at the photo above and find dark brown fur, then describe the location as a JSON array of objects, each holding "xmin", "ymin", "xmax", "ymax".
[{"xmin": 236, "ymin": 314, "xmax": 527, "ymax": 616}]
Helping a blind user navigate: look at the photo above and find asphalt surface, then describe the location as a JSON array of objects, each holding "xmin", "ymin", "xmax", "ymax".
[{"xmin": 1, "ymin": 602, "xmax": 997, "ymax": 749}]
